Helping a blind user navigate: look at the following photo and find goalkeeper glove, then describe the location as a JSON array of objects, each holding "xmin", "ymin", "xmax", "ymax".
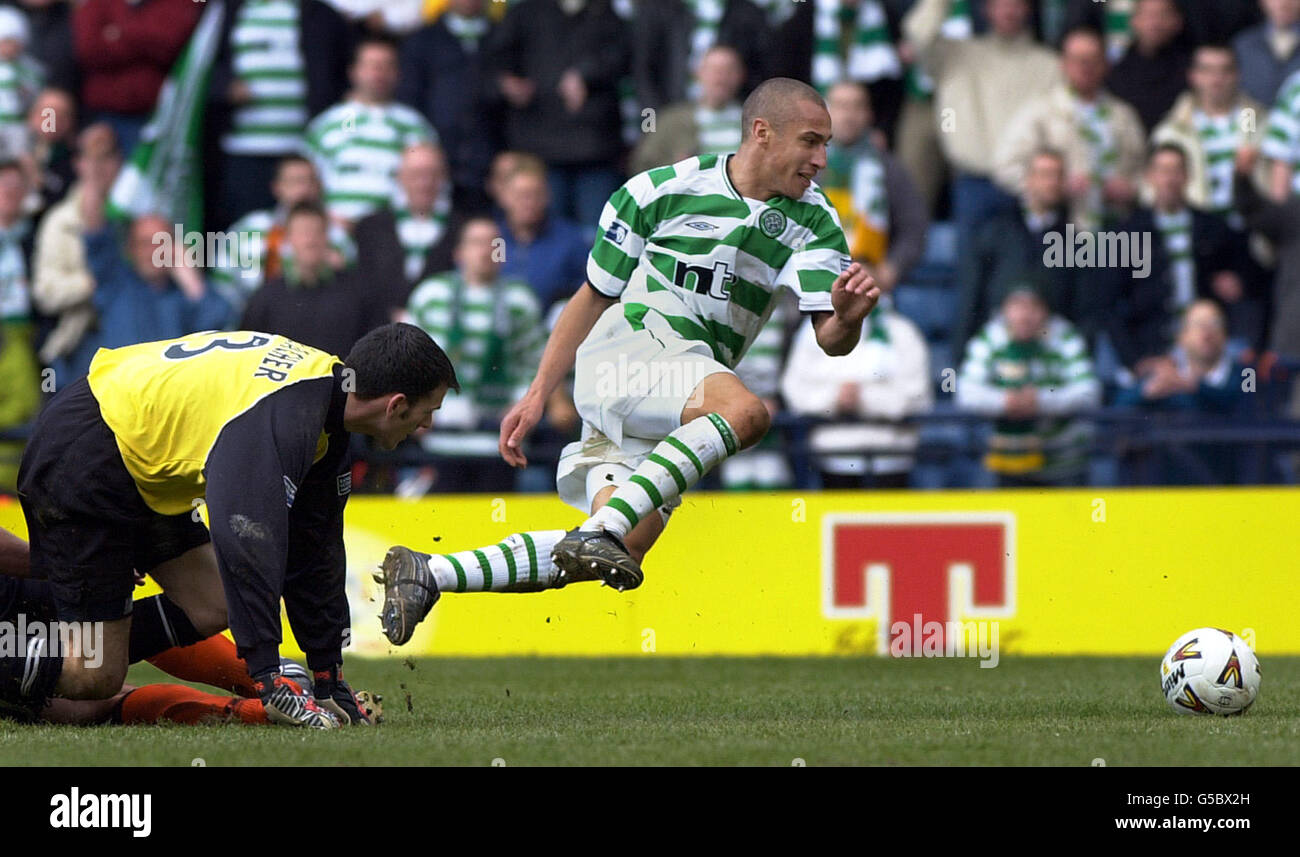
[{"xmin": 312, "ymin": 664, "xmax": 377, "ymax": 725}]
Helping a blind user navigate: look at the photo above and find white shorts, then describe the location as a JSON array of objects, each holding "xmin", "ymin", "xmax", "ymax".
[{"xmin": 556, "ymin": 304, "xmax": 733, "ymax": 519}]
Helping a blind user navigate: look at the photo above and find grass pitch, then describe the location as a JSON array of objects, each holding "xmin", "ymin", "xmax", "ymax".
[{"xmin": 1, "ymin": 656, "xmax": 1295, "ymax": 766}]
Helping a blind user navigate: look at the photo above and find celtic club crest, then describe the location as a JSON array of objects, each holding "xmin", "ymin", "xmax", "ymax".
[{"xmin": 759, "ymin": 208, "xmax": 786, "ymax": 238}]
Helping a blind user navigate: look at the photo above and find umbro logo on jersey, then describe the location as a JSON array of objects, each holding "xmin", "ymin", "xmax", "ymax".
[
  {"xmin": 684, "ymin": 220, "xmax": 716, "ymax": 231},
  {"xmin": 605, "ymin": 222, "xmax": 629, "ymax": 245}
]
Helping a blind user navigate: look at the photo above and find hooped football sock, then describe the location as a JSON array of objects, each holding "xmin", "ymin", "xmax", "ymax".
[
  {"xmin": 427, "ymin": 530, "xmax": 567, "ymax": 592},
  {"xmin": 117, "ymin": 683, "xmax": 267, "ymax": 725},
  {"xmin": 128, "ymin": 594, "xmax": 205, "ymax": 663},
  {"xmin": 582, "ymin": 413, "xmax": 739, "ymax": 538},
  {"xmin": 146, "ymin": 633, "xmax": 259, "ymax": 697}
]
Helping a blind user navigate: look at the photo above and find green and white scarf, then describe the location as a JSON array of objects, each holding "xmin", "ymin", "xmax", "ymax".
[
  {"xmin": 1077, "ymin": 100, "xmax": 1118, "ymax": 175},
  {"xmin": 394, "ymin": 196, "xmax": 450, "ymax": 283},
  {"xmin": 823, "ymin": 138, "xmax": 889, "ymax": 259},
  {"xmin": 443, "ymin": 11, "xmax": 488, "ymax": 53},
  {"xmin": 1075, "ymin": 96, "xmax": 1118, "ymax": 230},
  {"xmin": 813, "ymin": 0, "xmax": 902, "ymax": 92},
  {"xmin": 1154, "ymin": 208, "xmax": 1195, "ymax": 311},
  {"xmin": 847, "ymin": 144, "xmax": 889, "ymax": 235},
  {"xmin": 1102, "ymin": 0, "xmax": 1134, "ymax": 62},
  {"xmin": 1193, "ymin": 110, "xmax": 1242, "ymax": 215},
  {"xmin": 863, "ymin": 300, "xmax": 889, "ymax": 344},
  {"xmin": 685, "ymin": 0, "xmax": 725, "ymax": 93}
]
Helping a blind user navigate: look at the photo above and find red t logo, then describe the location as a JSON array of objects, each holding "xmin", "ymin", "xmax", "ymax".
[{"xmin": 822, "ymin": 514, "xmax": 1016, "ymax": 654}]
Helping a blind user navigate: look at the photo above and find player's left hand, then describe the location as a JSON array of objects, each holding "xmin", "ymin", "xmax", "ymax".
[
  {"xmin": 831, "ymin": 262, "xmax": 881, "ymax": 326},
  {"xmin": 313, "ymin": 664, "xmax": 376, "ymax": 725}
]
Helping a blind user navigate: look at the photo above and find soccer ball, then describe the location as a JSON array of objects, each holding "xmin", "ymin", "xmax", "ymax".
[{"xmin": 1160, "ymin": 628, "xmax": 1261, "ymax": 716}]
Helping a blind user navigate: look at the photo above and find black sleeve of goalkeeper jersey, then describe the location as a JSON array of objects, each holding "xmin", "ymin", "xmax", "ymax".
[
  {"xmin": 203, "ymin": 377, "xmax": 335, "ymax": 678},
  {"xmin": 281, "ymin": 436, "xmax": 351, "ymax": 672}
]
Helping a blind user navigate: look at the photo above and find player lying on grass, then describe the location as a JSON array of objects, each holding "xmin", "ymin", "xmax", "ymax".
[
  {"xmin": 376, "ymin": 77, "xmax": 879, "ymax": 645},
  {"xmin": 1, "ymin": 324, "xmax": 454, "ymax": 726},
  {"xmin": 0, "ymin": 526, "xmax": 373, "ymax": 727},
  {"xmin": 38, "ymin": 638, "xmax": 360, "ymax": 727},
  {"xmin": 42, "ymin": 636, "xmax": 379, "ymax": 727}
]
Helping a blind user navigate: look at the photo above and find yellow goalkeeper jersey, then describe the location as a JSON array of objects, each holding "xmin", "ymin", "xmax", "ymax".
[{"xmin": 86, "ymin": 331, "xmax": 342, "ymax": 515}]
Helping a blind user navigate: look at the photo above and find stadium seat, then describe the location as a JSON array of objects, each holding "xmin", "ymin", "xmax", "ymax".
[
  {"xmin": 922, "ymin": 221, "xmax": 959, "ymax": 268},
  {"xmin": 894, "ymin": 286, "xmax": 957, "ymax": 342}
]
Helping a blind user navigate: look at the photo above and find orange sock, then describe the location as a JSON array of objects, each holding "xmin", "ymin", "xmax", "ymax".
[
  {"xmin": 118, "ymin": 684, "xmax": 268, "ymax": 725},
  {"xmin": 146, "ymin": 634, "xmax": 259, "ymax": 697}
]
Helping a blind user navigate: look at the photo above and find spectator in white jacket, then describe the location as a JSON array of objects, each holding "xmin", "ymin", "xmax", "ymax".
[
  {"xmin": 30, "ymin": 123, "xmax": 121, "ymax": 380},
  {"xmin": 781, "ymin": 296, "xmax": 933, "ymax": 488}
]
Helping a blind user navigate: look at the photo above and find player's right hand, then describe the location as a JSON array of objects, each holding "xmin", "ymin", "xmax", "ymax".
[
  {"xmin": 499, "ymin": 393, "xmax": 544, "ymax": 468},
  {"xmin": 253, "ymin": 670, "xmax": 340, "ymax": 729}
]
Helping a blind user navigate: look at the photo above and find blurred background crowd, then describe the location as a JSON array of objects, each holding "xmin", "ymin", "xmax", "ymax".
[{"xmin": 0, "ymin": 0, "xmax": 1299, "ymax": 494}]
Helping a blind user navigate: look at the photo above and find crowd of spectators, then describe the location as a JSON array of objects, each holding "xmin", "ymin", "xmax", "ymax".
[{"xmin": 0, "ymin": 0, "xmax": 1299, "ymax": 492}]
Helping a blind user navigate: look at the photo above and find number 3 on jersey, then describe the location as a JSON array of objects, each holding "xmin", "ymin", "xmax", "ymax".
[{"xmin": 162, "ymin": 332, "xmax": 272, "ymax": 360}]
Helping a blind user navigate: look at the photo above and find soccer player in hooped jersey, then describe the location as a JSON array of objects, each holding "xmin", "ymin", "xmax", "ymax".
[{"xmin": 377, "ymin": 78, "xmax": 880, "ymax": 644}]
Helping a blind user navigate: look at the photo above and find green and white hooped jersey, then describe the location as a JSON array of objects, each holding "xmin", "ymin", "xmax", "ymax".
[
  {"xmin": 1264, "ymin": 70, "xmax": 1300, "ymax": 195},
  {"xmin": 222, "ymin": 0, "xmax": 307, "ymax": 156},
  {"xmin": 406, "ymin": 272, "xmax": 543, "ymax": 411},
  {"xmin": 303, "ymin": 99, "xmax": 438, "ymax": 221},
  {"xmin": 694, "ymin": 103, "xmax": 742, "ymax": 156},
  {"xmin": 587, "ymin": 153, "xmax": 849, "ymax": 369}
]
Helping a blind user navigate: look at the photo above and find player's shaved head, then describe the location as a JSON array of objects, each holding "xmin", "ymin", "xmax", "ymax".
[
  {"xmin": 730, "ymin": 77, "xmax": 831, "ymax": 200},
  {"xmin": 740, "ymin": 77, "xmax": 826, "ymax": 142}
]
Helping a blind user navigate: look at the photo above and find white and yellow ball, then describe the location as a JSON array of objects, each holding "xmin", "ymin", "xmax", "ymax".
[{"xmin": 1160, "ymin": 628, "xmax": 1261, "ymax": 716}]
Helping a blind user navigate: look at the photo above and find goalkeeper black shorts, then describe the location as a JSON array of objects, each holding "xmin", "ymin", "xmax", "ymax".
[{"xmin": 16, "ymin": 376, "xmax": 210, "ymax": 622}]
